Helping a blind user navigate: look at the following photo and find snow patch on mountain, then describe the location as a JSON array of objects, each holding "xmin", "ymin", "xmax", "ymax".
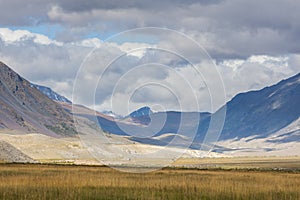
[
  {"xmin": 271, "ymin": 101, "xmax": 281, "ymax": 109},
  {"xmin": 31, "ymin": 84, "xmax": 71, "ymax": 103},
  {"xmin": 102, "ymin": 111, "xmax": 123, "ymax": 119}
]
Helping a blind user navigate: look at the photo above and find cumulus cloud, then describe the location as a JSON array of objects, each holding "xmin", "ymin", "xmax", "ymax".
[
  {"xmin": 0, "ymin": 28, "xmax": 62, "ymax": 45},
  {"xmin": 1, "ymin": 1, "xmax": 300, "ymax": 116},
  {"xmin": 0, "ymin": 27, "xmax": 299, "ymax": 115},
  {"xmin": 218, "ymin": 55, "xmax": 298, "ymax": 100}
]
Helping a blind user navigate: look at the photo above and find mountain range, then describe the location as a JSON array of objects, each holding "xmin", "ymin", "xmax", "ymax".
[
  {"xmin": 96, "ymin": 73, "xmax": 300, "ymax": 150},
  {"xmin": 0, "ymin": 61, "xmax": 299, "ymax": 163},
  {"xmin": 33, "ymin": 63, "xmax": 299, "ymax": 147}
]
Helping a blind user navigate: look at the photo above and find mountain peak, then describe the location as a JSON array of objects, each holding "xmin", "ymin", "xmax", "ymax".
[{"xmin": 129, "ymin": 106, "xmax": 153, "ymax": 118}]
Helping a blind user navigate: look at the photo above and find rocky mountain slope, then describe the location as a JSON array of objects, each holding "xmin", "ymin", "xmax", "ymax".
[
  {"xmin": 0, "ymin": 141, "xmax": 36, "ymax": 163},
  {"xmin": 218, "ymin": 72, "xmax": 300, "ymax": 140},
  {"xmin": 0, "ymin": 61, "xmax": 76, "ymax": 136},
  {"xmin": 31, "ymin": 83, "xmax": 71, "ymax": 103}
]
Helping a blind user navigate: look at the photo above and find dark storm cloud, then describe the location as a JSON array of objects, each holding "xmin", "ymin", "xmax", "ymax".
[
  {"xmin": 55, "ymin": 0, "xmax": 222, "ymax": 12},
  {"xmin": 0, "ymin": 0, "xmax": 49, "ymax": 25},
  {"xmin": 0, "ymin": 0, "xmax": 221, "ymax": 25},
  {"xmin": 1, "ymin": 0, "xmax": 300, "ymax": 59}
]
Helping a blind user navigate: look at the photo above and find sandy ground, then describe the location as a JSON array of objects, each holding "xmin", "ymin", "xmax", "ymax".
[
  {"xmin": 0, "ymin": 131, "xmax": 96, "ymax": 164},
  {"xmin": 0, "ymin": 127, "xmax": 299, "ymax": 167},
  {"xmin": 0, "ymin": 131, "xmax": 224, "ymax": 166}
]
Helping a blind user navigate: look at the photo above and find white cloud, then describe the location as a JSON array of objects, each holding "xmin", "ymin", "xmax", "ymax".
[
  {"xmin": 78, "ymin": 38, "xmax": 103, "ymax": 48},
  {"xmin": 0, "ymin": 28, "xmax": 62, "ymax": 46},
  {"xmin": 118, "ymin": 42, "xmax": 156, "ymax": 58},
  {"xmin": 218, "ymin": 55, "xmax": 297, "ymax": 100},
  {"xmin": 0, "ymin": 28, "xmax": 299, "ymax": 115},
  {"xmin": 288, "ymin": 54, "xmax": 300, "ymax": 72}
]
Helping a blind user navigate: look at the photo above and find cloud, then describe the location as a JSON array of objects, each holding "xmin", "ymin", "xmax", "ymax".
[
  {"xmin": 0, "ymin": 28, "xmax": 91, "ymax": 99},
  {"xmin": 1, "ymin": 0, "xmax": 300, "ymax": 60},
  {"xmin": 54, "ymin": 0, "xmax": 222, "ymax": 12},
  {"xmin": 0, "ymin": 28, "xmax": 299, "ymax": 116},
  {"xmin": 0, "ymin": 28, "xmax": 62, "ymax": 45},
  {"xmin": 288, "ymin": 54, "xmax": 300, "ymax": 72},
  {"xmin": 0, "ymin": 0, "xmax": 50, "ymax": 26},
  {"xmin": 1, "ymin": 1, "xmax": 300, "ymax": 116},
  {"xmin": 218, "ymin": 55, "xmax": 298, "ymax": 100}
]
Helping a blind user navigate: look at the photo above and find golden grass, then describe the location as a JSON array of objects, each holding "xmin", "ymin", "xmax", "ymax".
[
  {"xmin": 0, "ymin": 164, "xmax": 299, "ymax": 200},
  {"xmin": 174, "ymin": 156, "xmax": 300, "ymax": 169}
]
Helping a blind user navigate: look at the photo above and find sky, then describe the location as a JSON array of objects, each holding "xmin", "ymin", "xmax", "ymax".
[{"xmin": 0, "ymin": 0, "xmax": 299, "ymax": 115}]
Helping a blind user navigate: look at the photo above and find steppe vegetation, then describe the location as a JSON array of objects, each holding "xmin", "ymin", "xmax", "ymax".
[{"xmin": 0, "ymin": 164, "xmax": 299, "ymax": 200}]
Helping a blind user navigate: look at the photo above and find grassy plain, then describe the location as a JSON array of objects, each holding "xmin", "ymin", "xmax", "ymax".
[
  {"xmin": 174, "ymin": 156, "xmax": 300, "ymax": 170},
  {"xmin": 0, "ymin": 162, "xmax": 299, "ymax": 200}
]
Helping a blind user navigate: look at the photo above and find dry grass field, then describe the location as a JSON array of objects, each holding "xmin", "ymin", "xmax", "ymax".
[
  {"xmin": 0, "ymin": 163, "xmax": 299, "ymax": 200},
  {"xmin": 173, "ymin": 156, "xmax": 300, "ymax": 170}
]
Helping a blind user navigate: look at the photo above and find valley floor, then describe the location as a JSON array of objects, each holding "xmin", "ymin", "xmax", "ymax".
[
  {"xmin": 1, "ymin": 132, "xmax": 300, "ymax": 167},
  {"xmin": 173, "ymin": 156, "xmax": 300, "ymax": 170},
  {"xmin": 1, "ymin": 132, "xmax": 299, "ymax": 199},
  {"xmin": 0, "ymin": 164, "xmax": 299, "ymax": 200}
]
